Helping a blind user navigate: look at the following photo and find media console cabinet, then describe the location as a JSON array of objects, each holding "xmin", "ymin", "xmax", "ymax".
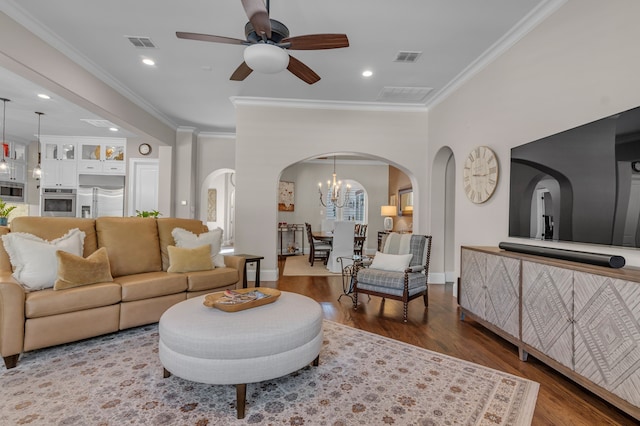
[{"xmin": 459, "ymin": 246, "xmax": 640, "ymax": 420}]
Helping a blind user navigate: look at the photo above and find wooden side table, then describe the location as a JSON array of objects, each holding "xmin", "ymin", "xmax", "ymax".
[{"xmin": 234, "ymin": 254, "xmax": 265, "ymax": 288}]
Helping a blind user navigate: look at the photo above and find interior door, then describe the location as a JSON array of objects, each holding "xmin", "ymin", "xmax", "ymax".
[{"xmin": 128, "ymin": 159, "xmax": 159, "ymax": 216}]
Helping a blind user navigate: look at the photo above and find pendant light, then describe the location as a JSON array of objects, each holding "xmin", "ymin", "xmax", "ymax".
[
  {"xmin": 0, "ymin": 98, "xmax": 9, "ymax": 174},
  {"xmin": 32, "ymin": 112, "xmax": 44, "ymax": 179}
]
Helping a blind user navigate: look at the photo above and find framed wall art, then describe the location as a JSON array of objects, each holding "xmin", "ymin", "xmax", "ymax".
[{"xmin": 278, "ymin": 181, "xmax": 295, "ymax": 211}]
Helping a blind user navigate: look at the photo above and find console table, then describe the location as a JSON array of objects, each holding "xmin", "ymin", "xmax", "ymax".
[
  {"xmin": 277, "ymin": 224, "xmax": 305, "ymax": 257},
  {"xmin": 459, "ymin": 246, "xmax": 640, "ymax": 420}
]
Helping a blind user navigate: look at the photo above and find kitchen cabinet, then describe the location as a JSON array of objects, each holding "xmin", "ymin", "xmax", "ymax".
[
  {"xmin": 40, "ymin": 137, "xmax": 77, "ymax": 188},
  {"xmin": 1, "ymin": 142, "xmax": 27, "ymax": 182},
  {"xmin": 77, "ymin": 139, "xmax": 125, "ymax": 174},
  {"xmin": 460, "ymin": 246, "xmax": 640, "ymax": 419}
]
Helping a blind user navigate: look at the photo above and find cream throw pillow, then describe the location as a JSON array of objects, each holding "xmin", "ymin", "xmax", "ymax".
[
  {"xmin": 54, "ymin": 247, "xmax": 113, "ymax": 290},
  {"xmin": 1, "ymin": 228, "xmax": 86, "ymax": 291},
  {"xmin": 172, "ymin": 227, "xmax": 225, "ymax": 267},
  {"xmin": 167, "ymin": 244, "xmax": 214, "ymax": 273},
  {"xmin": 370, "ymin": 251, "xmax": 413, "ymax": 272}
]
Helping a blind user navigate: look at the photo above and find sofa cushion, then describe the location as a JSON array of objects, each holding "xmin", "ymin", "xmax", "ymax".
[
  {"xmin": 10, "ymin": 217, "xmax": 97, "ymax": 257},
  {"xmin": 167, "ymin": 245, "xmax": 213, "ymax": 273},
  {"xmin": 0, "ymin": 226, "xmax": 12, "ymax": 273},
  {"xmin": 185, "ymin": 267, "xmax": 240, "ymax": 292},
  {"xmin": 55, "ymin": 247, "xmax": 113, "ymax": 290},
  {"xmin": 25, "ymin": 282, "xmax": 121, "ymax": 318},
  {"xmin": 96, "ymin": 217, "xmax": 162, "ymax": 277},
  {"xmin": 172, "ymin": 227, "xmax": 225, "ymax": 268},
  {"xmin": 115, "ymin": 271, "xmax": 188, "ymax": 302},
  {"xmin": 156, "ymin": 218, "xmax": 209, "ymax": 271},
  {"xmin": 2, "ymin": 228, "xmax": 85, "ymax": 291}
]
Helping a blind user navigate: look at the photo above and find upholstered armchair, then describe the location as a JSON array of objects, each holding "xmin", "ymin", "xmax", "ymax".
[{"xmin": 353, "ymin": 233, "xmax": 432, "ymax": 322}]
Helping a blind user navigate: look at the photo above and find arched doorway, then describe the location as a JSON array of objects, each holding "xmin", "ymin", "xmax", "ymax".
[
  {"xmin": 200, "ymin": 168, "xmax": 235, "ymax": 248},
  {"xmin": 431, "ymin": 147, "xmax": 456, "ymax": 288}
]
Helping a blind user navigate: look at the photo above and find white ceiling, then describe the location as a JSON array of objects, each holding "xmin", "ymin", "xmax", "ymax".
[{"xmin": 0, "ymin": 0, "xmax": 560, "ymax": 144}]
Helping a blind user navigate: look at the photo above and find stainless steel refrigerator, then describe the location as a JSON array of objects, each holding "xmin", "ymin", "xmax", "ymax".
[{"xmin": 77, "ymin": 174, "xmax": 125, "ymax": 218}]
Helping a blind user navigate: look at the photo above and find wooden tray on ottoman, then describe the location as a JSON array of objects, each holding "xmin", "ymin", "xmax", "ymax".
[{"xmin": 203, "ymin": 288, "xmax": 281, "ymax": 312}]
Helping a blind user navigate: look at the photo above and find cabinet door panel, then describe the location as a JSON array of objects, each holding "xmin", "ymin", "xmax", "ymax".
[
  {"xmin": 460, "ymin": 249, "xmax": 486, "ymax": 318},
  {"xmin": 522, "ymin": 261, "xmax": 573, "ymax": 368},
  {"xmin": 485, "ymin": 255, "xmax": 520, "ymax": 338},
  {"xmin": 573, "ymin": 272, "xmax": 640, "ymax": 407}
]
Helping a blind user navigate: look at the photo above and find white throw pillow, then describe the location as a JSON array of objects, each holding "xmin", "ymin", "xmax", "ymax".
[
  {"xmin": 172, "ymin": 227, "xmax": 225, "ymax": 268},
  {"xmin": 370, "ymin": 251, "xmax": 413, "ymax": 272},
  {"xmin": 2, "ymin": 228, "xmax": 86, "ymax": 291}
]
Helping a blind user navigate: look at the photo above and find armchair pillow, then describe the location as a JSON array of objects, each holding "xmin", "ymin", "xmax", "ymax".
[
  {"xmin": 1, "ymin": 228, "xmax": 85, "ymax": 291},
  {"xmin": 369, "ymin": 252, "xmax": 413, "ymax": 272},
  {"xmin": 167, "ymin": 244, "xmax": 214, "ymax": 273},
  {"xmin": 172, "ymin": 227, "xmax": 225, "ymax": 267},
  {"xmin": 54, "ymin": 247, "xmax": 113, "ymax": 290}
]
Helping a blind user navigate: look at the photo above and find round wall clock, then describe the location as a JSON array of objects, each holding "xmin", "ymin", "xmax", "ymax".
[
  {"xmin": 463, "ymin": 146, "xmax": 499, "ymax": 204},
  {"xmin": 138, "ymin": 143, "xmax": 152, "ymax": 155}
]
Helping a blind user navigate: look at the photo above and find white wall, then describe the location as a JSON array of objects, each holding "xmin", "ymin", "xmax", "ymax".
[
  {"xmin": 429, "ymin": 0, "xmax": 640, "ymax": 279},
  {"xmin": 234, "ymin": 101, "xmax": 428, "ymax": 280}
]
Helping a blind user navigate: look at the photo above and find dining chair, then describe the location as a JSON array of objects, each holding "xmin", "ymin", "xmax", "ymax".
[
  {"xmin": 354, "ymin": 224, "xmax": 367, "ymax": 256},
  {"xmin": 305, "ymin": 223, "xmax": 331, "ymax": 266},
  {"xmin": 326, "ymin": 221, "xmax": 356, "ymax": 273},
  {"xmin": 353, "ymin": 233, "xmax": 432, "ymax": 322}
]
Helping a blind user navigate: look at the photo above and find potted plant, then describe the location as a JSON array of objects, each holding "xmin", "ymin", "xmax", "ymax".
[
  {"xmin": 0, "ymin": 198, "xmax": 17, "ymax": 226},
  {"xmin": 135, "ymin": 210, "xmax": 161, "ymax": 218}
]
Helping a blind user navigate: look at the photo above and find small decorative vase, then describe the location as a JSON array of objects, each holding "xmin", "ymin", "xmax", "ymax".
[{"xmin": 0, "ymin": 217, "xmax": 8, "ymax": 226}]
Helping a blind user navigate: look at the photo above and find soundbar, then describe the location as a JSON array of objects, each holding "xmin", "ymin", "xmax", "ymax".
[{"xmin": 498, "ymin": 242, "xmax": 626, "ymax": 269}]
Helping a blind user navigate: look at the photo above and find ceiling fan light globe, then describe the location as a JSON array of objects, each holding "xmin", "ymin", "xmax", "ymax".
[{"xmin": 243, "ymin": 43, "xmax": 289, "ymax": 74}]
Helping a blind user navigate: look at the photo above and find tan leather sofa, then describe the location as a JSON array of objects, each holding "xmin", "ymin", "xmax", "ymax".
[{"xmin": 0, "ymin": 216, "xmax": 245, "ymax": 369}]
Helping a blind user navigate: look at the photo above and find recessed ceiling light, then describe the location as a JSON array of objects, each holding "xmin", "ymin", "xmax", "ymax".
[
  {"xmin": 109, "ymin": 127, "xmax": 119, "ymax": 132},
  {"xmin": 37, "ymin": 93, "xmax": 50, "ymax": 99},
  {"xmin": 362, "ymin": 70, "xmax": 373, "ymax": 77},
  {"xmin": 142, "ymin": 58, "xmax": 155, "ymax": 66}
]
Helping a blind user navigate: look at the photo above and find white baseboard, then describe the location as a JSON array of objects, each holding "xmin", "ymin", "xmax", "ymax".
[{"xmin": 428, "ymin": 272, "xmax": 446, "ymax": 284}]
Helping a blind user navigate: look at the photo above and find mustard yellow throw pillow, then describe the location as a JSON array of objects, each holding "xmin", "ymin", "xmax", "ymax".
[
  {"xmin": 54, "ymin": 247, "xmax": 113, "ymax": 290},
  {"xmin": 167, "ymin": 244, "xmax": 213, "ymax": 273}
]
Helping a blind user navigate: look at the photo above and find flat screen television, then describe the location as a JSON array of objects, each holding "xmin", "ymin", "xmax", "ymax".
[{"xmin": 509, "ymin": 105, "xmax": 640, "ymax": 248}]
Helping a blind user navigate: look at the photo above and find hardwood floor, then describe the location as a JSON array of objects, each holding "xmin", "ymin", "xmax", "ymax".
[{"xmin": 262, "ymin": 257, "xmax": 637, "ymax": 425}]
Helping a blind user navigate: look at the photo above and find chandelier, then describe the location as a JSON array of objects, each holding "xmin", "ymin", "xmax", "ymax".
[{"xmin": 318, "ymin": 156, "xmax": 351, "ymax": 208}]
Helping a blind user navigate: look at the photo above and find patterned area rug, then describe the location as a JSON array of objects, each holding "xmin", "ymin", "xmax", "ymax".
[
  {"xmin": 282, "ymin": 255, "xmax": 341, "ymax": 276},
  {"xmin": 0, "ymin": 321, "xmax": 539, "ymax": 425}
]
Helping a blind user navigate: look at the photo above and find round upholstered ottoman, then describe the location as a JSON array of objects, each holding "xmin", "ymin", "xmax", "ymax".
[{"xmin": 158, "ymin": 290, "xmax": 323, "ymax": 419}]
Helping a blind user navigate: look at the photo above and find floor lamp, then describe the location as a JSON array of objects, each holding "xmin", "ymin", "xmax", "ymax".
[{"xmin": 381, "ymin": 205, "xmax": 397, "ymax": 232}]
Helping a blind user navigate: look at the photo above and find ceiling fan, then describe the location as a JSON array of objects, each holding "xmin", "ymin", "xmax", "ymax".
[{"xmin": 176, "ymin": 0, "xmax": 349, "ymax": 84}]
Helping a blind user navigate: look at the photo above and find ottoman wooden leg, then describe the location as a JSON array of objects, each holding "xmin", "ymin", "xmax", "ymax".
[
  {"xmin": 163, "ymin": 368, "xmax": 171, "ymax": 378},
  {"xmin": 312, "ymin": 355, "xmax": 319, "ymax": 366},
  {"xmin": 236, "ymin": 383, "xmax": 246, "ymax": 419}
]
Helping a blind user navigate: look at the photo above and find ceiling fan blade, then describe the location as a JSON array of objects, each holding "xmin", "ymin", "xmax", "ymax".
[
  {"xmin": 240, "ymin": 0, "xmax": 271, "ymax": 39},
  {"xmin": 287, "ymin": 55, "xmax": 320, "ymax": 85},
  {"xmin": 176, "ymin": 32, "xmax": 246, "ymax": 45},
  {"xmin": 230, "ymin": 61, "xmax": 253, "ymax": 81},
  {"xmin": 283, "ymin": 34, "xmax": 349, "ymax": 50}
]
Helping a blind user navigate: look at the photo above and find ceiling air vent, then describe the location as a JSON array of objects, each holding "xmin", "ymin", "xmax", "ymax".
[
  {"xmin": 394, "ymin": 51, "xmax": 422, "ymax": 63},
  {"xmin": 126, "ymin": 36, "xmax": 157, "ymax": 48},
  {"xmin": 377, "ymin": 87, "xmax": 433, "ymax": 103},
  {"xmin": 80, "ymin": 119, "xmax": 117, "ymax": 128}
]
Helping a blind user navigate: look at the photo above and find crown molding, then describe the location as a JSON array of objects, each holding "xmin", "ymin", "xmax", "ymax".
[
  {"xmin": 426, "ymin": 0, "xmax": 568, "ymax": 109},
  {"xmin": 198, "ymin": 132, "xmax": 236, "ymax": 139},
  {"xmin": 1, "ymin": 1, "xmax": 178, "ymax": 130},
  {"xmin": 230, "ymin": 96, "xmax": 428, "ymax": 113}
]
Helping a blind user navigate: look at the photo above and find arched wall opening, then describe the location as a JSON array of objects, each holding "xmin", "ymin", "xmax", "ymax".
[
  {"xmin": 200, "ymin": 168, "xmax": 236, "ymax": 247},
  {"xmin": 431, "ymin": 146, "xmax": 455, "ymax": 286}
]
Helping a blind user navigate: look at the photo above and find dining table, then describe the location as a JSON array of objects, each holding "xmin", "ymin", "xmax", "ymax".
[{"xmin": 312, "ymin": 231, "xmax": 366, "ymax": 245}]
